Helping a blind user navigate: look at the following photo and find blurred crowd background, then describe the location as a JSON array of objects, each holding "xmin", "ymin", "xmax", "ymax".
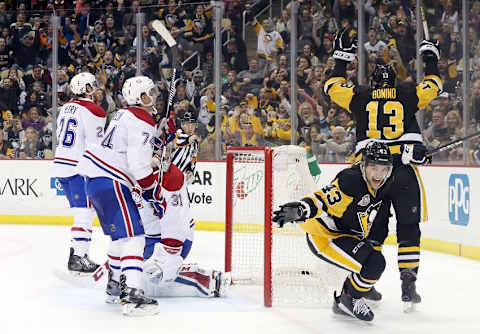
[{"xmin": 0, "ymin": 0, "xmax": 479, "ymax": 165}]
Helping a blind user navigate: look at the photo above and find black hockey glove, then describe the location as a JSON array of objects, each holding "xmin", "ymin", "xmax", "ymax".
[
  {"xmin": 333, "ymin": 27, "xmax": 357, "ymax": 62},
  {"xmin": 419, "ymin": 40, "xmax": 440, "ymax": 62},
  {"xmin": 272, "ymin": 202, "xmax": 308, "ymax": 228},
  {"xmin": 401, "ymin": 143, "xmax": 432, "ymax": 165}
]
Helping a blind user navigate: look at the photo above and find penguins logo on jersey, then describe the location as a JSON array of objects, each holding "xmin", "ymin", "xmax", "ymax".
[{"xmin": 356, "ymin": 200, "xmax": 382, "ymax": 238}]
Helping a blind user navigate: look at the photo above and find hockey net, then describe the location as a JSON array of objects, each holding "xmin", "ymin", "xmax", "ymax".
[{"xmin": 225, "ymin": 146, "xmax": 346, "ymax": 307}]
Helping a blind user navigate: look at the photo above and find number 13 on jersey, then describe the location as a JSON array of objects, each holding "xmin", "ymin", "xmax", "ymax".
[{"xmin": 366, "ymin": 101, "xmax": 404, "ymax": 139}]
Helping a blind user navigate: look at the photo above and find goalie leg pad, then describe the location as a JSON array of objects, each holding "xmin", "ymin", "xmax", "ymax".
[{"xmin": 144, "ymin": 239, "xmax": 183, "ymax": 284}]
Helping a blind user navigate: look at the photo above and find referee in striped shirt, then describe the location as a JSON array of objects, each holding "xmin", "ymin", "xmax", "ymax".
[{"xmin": 172, "ymin": 111, "xmax": 200, "ymax": 182}]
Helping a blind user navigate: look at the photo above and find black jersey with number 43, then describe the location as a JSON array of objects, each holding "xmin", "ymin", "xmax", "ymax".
[{"xmin": 324, "ymin": 75, "xmax": 442, "ymax": 156}]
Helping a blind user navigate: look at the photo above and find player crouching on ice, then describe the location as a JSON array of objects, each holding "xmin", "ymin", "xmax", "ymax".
[
  {"xmin": 127, "ymin": 135, "xmax": 231, "ymax": 299},
  {"xmin": 273, "ymin": 142, "xmax": 394, "ymax": 321}
]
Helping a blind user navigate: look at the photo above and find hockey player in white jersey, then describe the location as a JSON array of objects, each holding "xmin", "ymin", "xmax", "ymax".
[
  {"xmin": 133, "ymin": 139, "xmax": 231, "ymax": 298},
  {"xmin": 53, "ymin": 72, "xmax": 106, "ymax": 275},
  {"xmin": 77, "ymin": 76, "xmax": 161, "ymax": 316}
]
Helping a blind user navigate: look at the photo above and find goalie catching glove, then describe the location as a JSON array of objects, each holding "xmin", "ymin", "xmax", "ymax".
[
  {"xmin": 419, "ymin": 40, "xmax": 440, "ymax": 62},
  {"xmin": 272, "ymin": 201, "xmax": 309, "ymax": 228},
  {"xmin": 333, "ymin": 27, "xmax": 357, "ymax": 62},
  {"xmin": 401, "ymin": 143, "xmax": 432, "ymax": 165}
]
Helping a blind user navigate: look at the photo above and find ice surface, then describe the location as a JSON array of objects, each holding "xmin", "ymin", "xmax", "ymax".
[{"xmin": 1, "ymin": 225, "xmax": 479, "ymax": 334}]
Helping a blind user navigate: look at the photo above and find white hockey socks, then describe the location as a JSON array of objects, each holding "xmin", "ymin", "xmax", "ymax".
[
  {"xmin": 71, "ymin": 207, "xmax": 95, "ymax": 256},
  {"xmin": 120, "ymin": 236, "xmax": 145, "ymax": 289},
  {"xmin": 107, "ymin": 240, "xmax": 122, "ymax": 282}
]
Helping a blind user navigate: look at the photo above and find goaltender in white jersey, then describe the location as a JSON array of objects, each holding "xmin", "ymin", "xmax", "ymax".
[
  {"xmin": 135, "ymin": 140, "xmax": 231, "ymax": 298},
  {"xmin": 53, "ymin": 72, "xmax": 106, "ymax": 275}
]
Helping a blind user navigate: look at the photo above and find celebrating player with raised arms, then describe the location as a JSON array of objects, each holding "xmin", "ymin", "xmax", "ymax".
[
  {"xmin": 53, "ymin": 72, "xmax": 106, "ymax": 275},
  {"xmin": 132, "ymin": 139, "xmax": 231, "ymax": 298},
  {"xmin": 273, "ymin": 142, "xmax": 394, "ymax": 321},
  {"xmin": 324, "ymin": 28, "xmax": 442, "ymax": 311},
  {"xmin": 77, "ymin": 76, "xmax": 161, "ymax": 316}
]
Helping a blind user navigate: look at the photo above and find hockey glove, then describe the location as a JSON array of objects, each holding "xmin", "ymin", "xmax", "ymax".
[
  {"xmin": 333, "ymin": 28, "xmax": 357, "ymax": 62},
  {"xmin": 272, "ymin": 201, "xmax": 308, "ymax": 228},
  {"xmin": 419, "ymin": 40, "xmax": 440, "ymax": 62},
  {"xmin": 141, "ymin": 181, "xmax": 167, "ymax": 218},
  {"xmin": 401, "ymin": 143, "xmax": 432, "ymax": 165}
]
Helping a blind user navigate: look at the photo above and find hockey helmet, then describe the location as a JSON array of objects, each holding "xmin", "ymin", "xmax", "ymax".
[
  {"xmin": 70, "ymin": 72, "xmax": 97, "ymax": 96},
  {"xmin": 370, "ymin": 63, "xmax": 396, "ymax": 88},
  {"xmin": 362, "ymin": 141, "xmax": 393, "ymax": 166},
  {"xmin": 122, "ymin": 76, "xmax": 156, "ymax": 107}
]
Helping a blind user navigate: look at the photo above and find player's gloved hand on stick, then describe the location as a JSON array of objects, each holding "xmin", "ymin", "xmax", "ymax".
[
  {"xmin": 333, "ymin": 27, "xmax": 357, "ymax": 62},
  {"xmin": 401, "ymin": 143, "xmax": 432, "ymax": 165},
  {"xmin": 419, "ymin": 40, "xmax": 439, "ymax": 62},
  {"xmin": 141, "ymin": 180, "xmax": 167, "ymax": 218},
  {"xmin": 273, "ymin": 201, "xmax": 308, "ymax": 228}
]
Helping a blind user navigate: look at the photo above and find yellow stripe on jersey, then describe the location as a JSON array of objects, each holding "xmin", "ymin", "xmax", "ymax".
[
  {"xmin": 324, "ymin": 77, "xmax": 354, "ymax": 113},
  {"xmin": 349, "ymin": 275, "xmax": 370, "ymax": 292},
  {"xmin": 398, "ymin": 262, "xmax": 419, "ymax": 269},
  {"xmin": 308, "ymin": 234, "xmax": 362, "ymax": 273},
  {"xmin": 398, "ymin": 246, "xmax": 420, "ymax": 253},
  {"xmin": 411, "ymin": 165, "xmax": 428, "ymax": 222},
  {"xmin": 417, "ymin": 74, "xmax": 442, "ymax": 109},
  {"xmin": 313, "ymin": 179, "xmax": 353, "ymax": 218}
]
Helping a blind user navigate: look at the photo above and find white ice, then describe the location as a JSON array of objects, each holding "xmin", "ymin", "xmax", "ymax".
[{"xmin": 1, "ymin": 225, "xmax": 479, "ymax": 334}]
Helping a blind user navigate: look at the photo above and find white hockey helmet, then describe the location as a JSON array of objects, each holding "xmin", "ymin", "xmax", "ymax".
[
  {"xmin": 70, "ymin": 72, "xmax": 97, "ymax": 96},
  {"xmin": 122, "ymin": 76, "xmax": 156, "ymax": 107}
]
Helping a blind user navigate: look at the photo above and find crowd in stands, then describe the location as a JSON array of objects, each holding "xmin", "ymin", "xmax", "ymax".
[{"xmin": 0, "ymin": 0, "xmax": 480, "ymax": 164}]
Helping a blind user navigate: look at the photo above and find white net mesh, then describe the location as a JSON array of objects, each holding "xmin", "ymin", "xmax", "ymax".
[{"xmin": 229, "ymin": 146, "xmax": 346, "ymax": 306}]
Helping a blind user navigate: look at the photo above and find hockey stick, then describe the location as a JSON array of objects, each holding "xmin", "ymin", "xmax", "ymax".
[
  {"xmin": 152, "ymin": 19, "xmax": 177, "ymax": 48},
  {"xmin": 427, "ymin": 130, "xmax": 480, "ymax": 157},
  {"xmin": 420, "ymin": 5, "xmax": 429, "ymax": 40}
]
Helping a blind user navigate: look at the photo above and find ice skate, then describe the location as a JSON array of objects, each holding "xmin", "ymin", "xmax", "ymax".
[
  {"xmin": 333, "ymin": 287, "xmax": 374, "ymax": 321},
  {"xmin": 364, "ymin": 286, "xmax": 382, "ymax": 302},
  {"xmin": 120, "ymin": 276, "xmax": 159, "ymax": 316},
  {"xmin": 213, "ymin": 271, "xmax": 232, "ymax": 297},
  {"xmin": 67, "ymin": 247, "xmax": 100, "ymax": 276},
  {"xmin": 105, "ymin": 269, "xmax": 121, "ymax": 304},
  {"xmin": 401, "ymin": 270, "xmax": 421, "ymax": 313}
]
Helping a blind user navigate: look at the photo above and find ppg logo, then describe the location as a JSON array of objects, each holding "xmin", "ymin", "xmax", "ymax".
[{"xmin": 448, "ymin": 174, "xmax": 470, "ymax": 226}]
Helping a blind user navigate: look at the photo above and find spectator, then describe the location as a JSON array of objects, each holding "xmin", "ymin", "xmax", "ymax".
[
  {"xmin": 22, "ymin": 106, "xmax": 45, "ymax": 133},
  {"xmin": 93, "ymin": 88, "xmax": 116, "ymax": 114},
  {"xmin": 0, "ymin": 77, "xmax": 21, "ymax": 113},
  {"xmin": 252, "ymin": 17, "xmax": 284, "ymax": 69},
  {"xmin": 223, "ymin": 38, "xmax": 248, "ymax": 73},
  {"xmin": 317, "ymin": 126, "xmax": 352, "ymax": 162},
  {"xmin": 424, "ymin": 108, "xmax": 447, "ymax": 145},
  {"xmin": 237, "ymin": 58, "xmax": 264, "ymax": 93},
  {"xmin": 12, "ymin": 28, "xmax": 39, "ymax": 71},
  {"xmin": 0, "ymin": 36, "xmax": 13, "ymax": 70},
  {"xmin": 234, "ymin": 113, "xmax": 265, "ymax": 147},
  {"xmin": 444, "ymin": 110, "xmax": 463, "ymax": 138},
  {"xmin": 364, "ymin": 28, "xmax": 387, "ymax": 59},
  {"xmin": 19, "ymin": 126, "xmax": 44, "ymax": 159},
  {"xmin": 0, "ymin": 127, "xmax": 11, "ymax": 158}
]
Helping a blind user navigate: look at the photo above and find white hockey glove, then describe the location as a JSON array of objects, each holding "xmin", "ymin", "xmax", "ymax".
[
  {"xmin": 272, "ymin": 201, "xmax": 309, "ymax": 228},
  {"xmin": 401, "ymin": 143, "xmax": 432, "ymax": 165},
  {"xmin": 419, "ymin": 40, "xmax": 440, "ymax": 62},
  {"xmin": 333, "ymin": 27, "xmax": 357, "ymax": 62}
]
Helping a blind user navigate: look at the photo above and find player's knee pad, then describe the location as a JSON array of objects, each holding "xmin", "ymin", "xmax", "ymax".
[
  {"xmin": 360, "ymin": 250, "xmax": 386, "ymax": 281},
  {"xmin": 396, "ymin": 223, "xmax": 421, "ymax": 245},
  {"xmin": 144, "ymin": 238, "xmax": 184, "ymax": 284}
]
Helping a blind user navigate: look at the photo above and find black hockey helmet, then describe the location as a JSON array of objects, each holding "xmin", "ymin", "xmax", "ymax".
[
  {"xmin": 362, "ymin": 141, "xmax": 393, "ymax": 166},
  {"xmin": 371, "ymin": 63, "xmax": 396, "ymax": 88}
]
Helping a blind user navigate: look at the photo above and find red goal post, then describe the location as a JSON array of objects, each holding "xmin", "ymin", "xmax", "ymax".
[{"xmin": 225, "ymin": 146, "xmax": 345, "ymax": 307}]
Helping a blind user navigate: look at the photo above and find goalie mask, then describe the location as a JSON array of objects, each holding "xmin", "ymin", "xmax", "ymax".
[
  {"xmin": 360, "ymin": 141, "xmax": 393, "ymax": 191},
  {"xmin": 153, "ymin": 139, "xmax": 175, "ymax": 173}
]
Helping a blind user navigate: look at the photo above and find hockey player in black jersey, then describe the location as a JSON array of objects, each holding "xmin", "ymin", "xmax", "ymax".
[
  {"xmin": 273, "ymin": 142, "xmax": 394, "ymax": 321},
  {"xmin": 323, "ymin": 28, "xmax": 442, "ymax": 311}
]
